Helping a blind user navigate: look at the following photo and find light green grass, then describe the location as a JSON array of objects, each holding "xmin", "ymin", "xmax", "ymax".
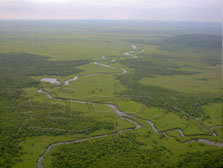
[
  {"xmin": 45, "ymin": 74, "xmax": 117, "ymax": 101},
  {"xmin": 140, "ymin": 65, "xmax": 222, "ymax": 94},
  {"xmin": 0, "ymin": 32, "xmax": 131, "ymax": 61}
]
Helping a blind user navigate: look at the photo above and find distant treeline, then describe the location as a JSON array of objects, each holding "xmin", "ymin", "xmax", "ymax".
[{"xmin": 162, "ymin": 34, "xmax": 222, "ymax": 50}]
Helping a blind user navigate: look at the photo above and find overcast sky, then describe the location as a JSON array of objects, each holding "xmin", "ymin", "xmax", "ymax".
[{"xmin": 0, "ymin": 0, "xmax": 222, "ymax": 22}]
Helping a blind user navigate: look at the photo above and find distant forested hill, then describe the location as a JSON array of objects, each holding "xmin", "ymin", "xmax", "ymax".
[
  {"xmin": 159, "ymin": 34, "xmax": 222, "ymax": 66},
  {"xmin": 162, "ymin": 34, "xmax": 222, "ymax": 49}
]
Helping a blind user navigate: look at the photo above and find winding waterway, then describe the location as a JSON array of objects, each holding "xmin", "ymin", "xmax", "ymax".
[{"xmin": 37, "ymin": 51, "xmax": 223, "ymax": 168}]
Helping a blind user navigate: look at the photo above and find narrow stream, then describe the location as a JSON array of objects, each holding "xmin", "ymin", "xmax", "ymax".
[{"xmin": 37, "ymin": 59, "xmax": 223, "ymax": 168}]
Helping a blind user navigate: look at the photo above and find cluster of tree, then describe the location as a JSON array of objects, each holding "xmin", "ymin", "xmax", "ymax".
[
  {"xmin": 0, "ymin": 91, "xmax": 24, "ymax": 168},
  {"xmin": 175, "ymin": 148, "xmax": 223, "ymax": 168},
  {"xmin": 0, "ymin": 129, "xmax": 22, "ymax": 168},
  {"xmin": 50, "ymin": 133, "xmax": 169, "ymax": 168},
  {"xmin": 0, "ymin": 52, "xmax": 90, "ymax": 88}
]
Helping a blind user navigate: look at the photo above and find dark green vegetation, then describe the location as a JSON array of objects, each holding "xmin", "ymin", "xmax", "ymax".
[
  {"xmin": 176, "ymin": 148, "xmax": 223, "ymax": 168},
  {"xmin": 49, "ymin": 133, "xmax": 169, "ymax": 168},
  {"xmin": 0, "ymin": 20, "xmax": 222, "ymax": 168},
  {"xmin": 0, "ymin": 52, "xmax": 90, "ymax": 88},
  {"xmin": 48, "ymin": 132, "xmax": 223, "ymax": 168}
]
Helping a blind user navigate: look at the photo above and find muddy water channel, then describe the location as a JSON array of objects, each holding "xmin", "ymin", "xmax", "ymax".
[{"xmin": 37, "ymin": 61, "xmax": 223, "ymax": 168}]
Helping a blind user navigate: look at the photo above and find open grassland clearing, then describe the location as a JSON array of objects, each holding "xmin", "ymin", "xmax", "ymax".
[
  {"xmin": 43, "ymin": 74, "xmax": 120, "ymax": 101},
  {"xmin": 140, "ymin": 65, "xmax": 222, "ymax": 94}
]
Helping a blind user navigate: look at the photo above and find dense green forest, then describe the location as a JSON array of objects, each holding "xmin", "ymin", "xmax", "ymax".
[
  {"xmin": 176, "ymin": 148, "xmax": 223, "ymax": 168},
  {"xmin": 47, "ymin": 133, "xmax": 223, "ymax": 168},
  {"xmin": 49, "ymin": 133, "xmax": 170, "ymax": 168}
]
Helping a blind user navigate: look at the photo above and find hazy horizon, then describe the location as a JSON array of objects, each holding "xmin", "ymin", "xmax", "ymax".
[
  {"xmin": 0, "ymin": 0, "xmax": 222, "ymax": 22},
  {"xmin": 0, "ymin": 19, "xmax": 221, "ymax": 23}
]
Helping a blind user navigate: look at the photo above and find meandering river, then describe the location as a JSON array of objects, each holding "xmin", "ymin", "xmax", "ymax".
[{"xmin": 37, "ymin": 52, "xmax": 223, "ymax": 168}]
